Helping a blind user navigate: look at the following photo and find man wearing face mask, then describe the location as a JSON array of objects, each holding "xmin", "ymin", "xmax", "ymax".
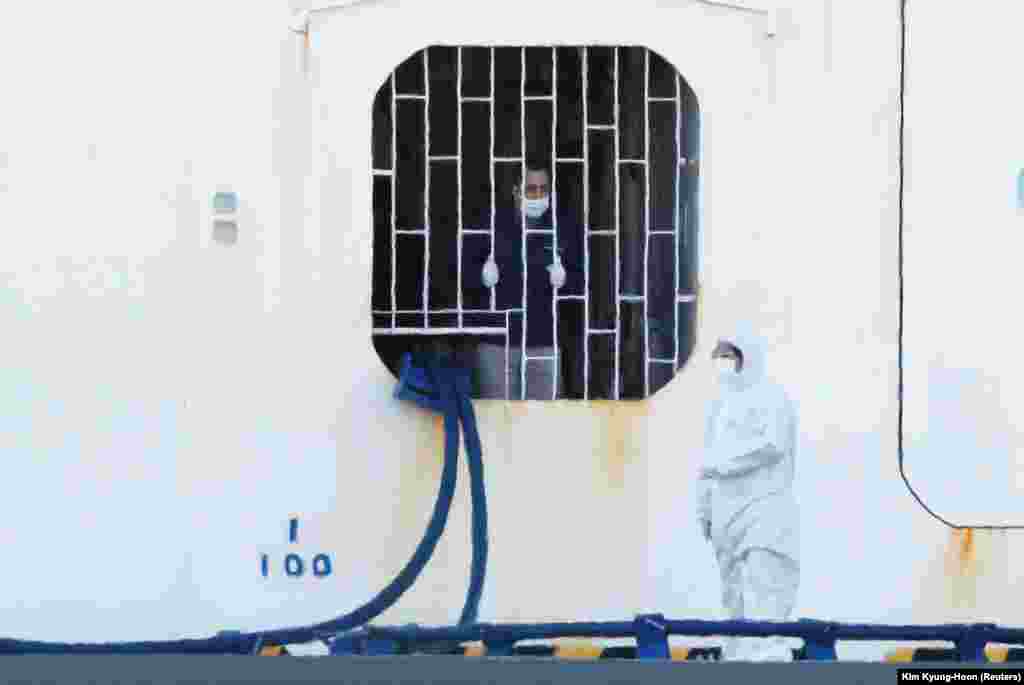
[
  {"xmin": 473, "ymin": 160, "xmax": 583, "ymax": 400},
  {"xmin": 697, "ymin": 327, "xmax": 800, "ymax": 662}
]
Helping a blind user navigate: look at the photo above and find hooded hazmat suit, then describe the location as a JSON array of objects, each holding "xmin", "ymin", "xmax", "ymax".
[{"xmin": 697, "ymin": 327, "xmax": 799, "ymax": 662}]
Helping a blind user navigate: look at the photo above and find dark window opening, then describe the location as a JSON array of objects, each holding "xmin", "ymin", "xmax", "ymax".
[{"xmin": 372, "ymin": 46, "xmax": 700, "ymax": 400}]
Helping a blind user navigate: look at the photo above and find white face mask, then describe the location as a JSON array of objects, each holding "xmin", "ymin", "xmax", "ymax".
[
  {"xmin": 523, "ymin": 194, "xmax": 550, "ymax": 219},
  {"xmin": 714, "ymin": 357, "xmax": 739, "ymax": 384}
]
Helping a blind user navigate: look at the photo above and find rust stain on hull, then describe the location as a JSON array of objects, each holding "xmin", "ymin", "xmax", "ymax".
[
  {"xmin": 595, "ymin": 400, "xmax": 651, "ymax": 491},
  {"xmin": 915, "ymin": 528, "xmax": 1016, "ymax": 624},
  {"xmin": 395, "ymin": 412, "xmax": 446, "ymax": 531},
  {"xmin": 944, "ymin": 528, "xmax": 979, "ymax": 613},
  {"xmin": 600, "ymin": 403, "xmax": 629, "ymax": 489},
  {"xmin": 943, "ymin": 528, "xmax": 977, "ymax": 574},
  {"xmin": 959, "ymin": 528, "xmax": 974, "ymax": 568}
]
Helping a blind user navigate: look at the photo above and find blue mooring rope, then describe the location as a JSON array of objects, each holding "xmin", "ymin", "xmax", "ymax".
[
  {"xmin": 458, "ymin": 384, "xmax": 488, "ymax": 626},
  {"xmin": 0, "ymin": 351, "xmax": 488, "ymax": 654}
]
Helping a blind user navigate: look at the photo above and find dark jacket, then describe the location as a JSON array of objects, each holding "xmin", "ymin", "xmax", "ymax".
[{"xmin": 464, "ymin": 206, "xmax": 584, "ymax": 347}]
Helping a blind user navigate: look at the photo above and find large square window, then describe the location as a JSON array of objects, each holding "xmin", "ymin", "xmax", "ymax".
[{"xmin": 371, "ymin": 46, "xmax": 699, "ymax": 400}]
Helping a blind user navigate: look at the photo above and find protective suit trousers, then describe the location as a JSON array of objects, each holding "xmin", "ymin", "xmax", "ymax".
[{"xmin": 718, "ymin": 548, "xmax": 800, "ymax": 662}]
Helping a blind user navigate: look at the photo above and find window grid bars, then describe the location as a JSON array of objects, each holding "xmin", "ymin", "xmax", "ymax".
[
  {"xmin": 490, "ymin": 47, "xmax": 498, "ymax": 313},
  {"xmin": 550, "ymin": 46, "xmax": 559, "ymax": 399},
  {"xmin": 423, "ymin": 49, "xmax": 431, "ymax": 320},
  {"xmin": 505, "ymin": 310, "xmax": 511, "ymax": 400},
  {"xmin": 377, "ymin": 47, "xmax": 696, "ymax": 400},
  {"xmin": 391, "ymin": 70, "xmax": 398, "ymax": 330},
  {"xmin": 674, "ymin": 74, "xmax": 682, "ymax": 374},
  {"xmin": 373, "ymin": 308, "xmax": 524, "ymax": 314},
  {"xmin": 520, "ymin": 46, "xmax": 527, "ymax": 400},
  {"xmin": 457, "ymin": 47, "xmax": 463, "ymax": 328},
  {"xmin": 373, "ymin": 327, "xmax": 507, "ymax": 336},
  {"xmin": 613, "ymin": 46, "xmax": 621, "ymax": 400},
  {"xmin": 582, "ymin": 47, "xmax": 590, "ymax": 399},
  {"xmin": 644, "ymin": 48, "xmax": 651, "ymax": 398}
]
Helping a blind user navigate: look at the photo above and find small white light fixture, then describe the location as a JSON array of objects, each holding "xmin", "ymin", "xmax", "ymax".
[
  {"xmin": 1018, "ymin": 169, "xmax": 1024, "ymax": 212},
  {"xmin": 212, "ymin": 190, "xmax": 239, "ymax": 246}
]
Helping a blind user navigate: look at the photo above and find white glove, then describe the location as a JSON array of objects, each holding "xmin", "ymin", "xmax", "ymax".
[
  {"xmin": 547, "ymin": 255, "xmax": 566, "ymax": 289},
  {"xmin": 482, "ymin": 257, "xmax": 499, "ymax": 288}
]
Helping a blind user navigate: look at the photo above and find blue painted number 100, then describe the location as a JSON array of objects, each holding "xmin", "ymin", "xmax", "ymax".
[{"xmin": 260, "ymin": 518, "xmax": 333, "ymax": 579}]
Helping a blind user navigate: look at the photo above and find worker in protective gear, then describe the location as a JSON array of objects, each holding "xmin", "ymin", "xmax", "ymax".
[{"xmin": 697, "ymin": 327, "xmax": 800, "ymax": 662}]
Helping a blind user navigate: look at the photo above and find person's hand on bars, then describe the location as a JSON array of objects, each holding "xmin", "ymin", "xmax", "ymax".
[
  {"xmin": 482, "ymin": 256, "xmax": 499, "ymax": 288},
  {"xmin": 547, "ymin": 252, "xmax": 566, "ymax": 290}
]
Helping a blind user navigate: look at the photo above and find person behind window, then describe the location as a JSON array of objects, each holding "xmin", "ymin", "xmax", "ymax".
[{"xmin": 470, "ymin": 160, "xmax": 583, "ymax": 399}]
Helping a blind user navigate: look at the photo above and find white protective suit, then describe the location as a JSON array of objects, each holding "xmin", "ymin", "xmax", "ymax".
[{"xmin": 697, "ymin": 328, "xmax": 800, "ymax": 662}]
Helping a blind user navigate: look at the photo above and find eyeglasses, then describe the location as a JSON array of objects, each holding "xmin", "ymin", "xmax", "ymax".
[{"xmin": 522, "ymin": 183, "xmax": 549, "ymax": 199}]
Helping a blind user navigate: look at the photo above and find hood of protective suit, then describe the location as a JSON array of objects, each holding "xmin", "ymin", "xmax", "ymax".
[{"xmin": 716, "ymin": 326, "xmax": 767, "ymax": 393}]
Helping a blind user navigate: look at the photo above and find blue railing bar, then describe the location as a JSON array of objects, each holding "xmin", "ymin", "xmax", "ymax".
[
  {"xmin": 342, "ymin": 619, "xmax": 1024, "ymax": 647},
  {"xmin": 363, "ymin": 621, "xmax": 638, "ymax": 643},
  {"xmin": 635, "ymin": 614, "xmax": 671, "ymax": 659},
  {"xmin": 664, "ymin": 620, "xmax": 1011, "ymax": 642}
]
